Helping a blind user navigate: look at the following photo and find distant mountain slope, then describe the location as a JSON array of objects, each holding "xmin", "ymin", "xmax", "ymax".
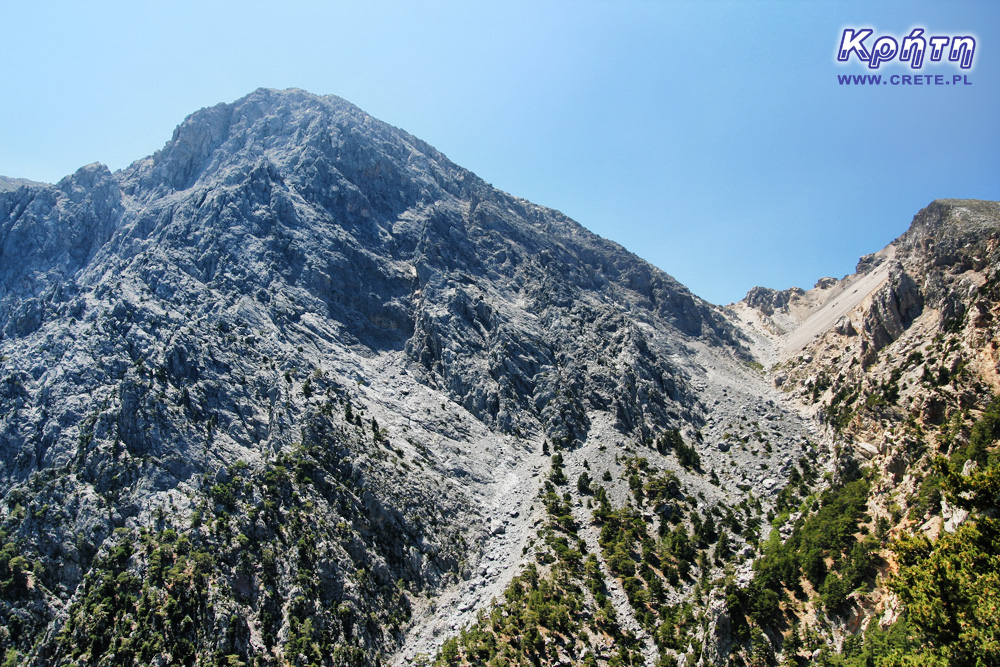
[{"xmin": 0, "ymin": 176, "xmax": 48, "ymax": 193}]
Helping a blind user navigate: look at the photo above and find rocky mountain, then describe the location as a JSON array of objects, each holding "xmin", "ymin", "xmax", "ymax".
[
  {"xmin": 0, "ymin": 89, "xmax": 819, "ymax": 667},
  {"xmin": 731, "ymin": 198, "xmax": 1000, "ymax": 665},
  {"xmin": 0, "ymin": 88, "xmax": 996, "ymax": 667}
]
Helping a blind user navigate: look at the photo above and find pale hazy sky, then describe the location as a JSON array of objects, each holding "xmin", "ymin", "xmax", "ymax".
[{"xmin": 2, "ymin": 1, "xmax": 998, "ymax": 303}]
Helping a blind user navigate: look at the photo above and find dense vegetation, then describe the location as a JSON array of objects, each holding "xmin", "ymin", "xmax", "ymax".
[{"xmin": 738, "ymin": 473, "xmax": 875, "ymax": 629}]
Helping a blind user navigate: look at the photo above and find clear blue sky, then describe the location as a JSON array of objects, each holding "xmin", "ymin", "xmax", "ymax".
[{"xmin": 3, "ymin": 1, "xmax": 998, "ymax": 304}]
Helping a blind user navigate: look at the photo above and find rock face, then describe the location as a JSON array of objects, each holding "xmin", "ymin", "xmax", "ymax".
[
  {"xmin": 846, "ymin": 200, "xmax": 1000, "ymax": 366},
  {"xmin": 858, "ymin": 261, "xmax": 924, "ymax": 364},
  {"xmin": 0, "ymin": 89, "xmax": 814, "ymax": 666},
  {"xmin": 1, "ymin": 89, "xmax": 741, "ymax": 445},
  {"xmin": 736, "ymin": 200, "xmax": 1000, "ymax": 368},
  {"xmin": 742, "ymin": 286, "xmax": 803, "ymax": 316}
]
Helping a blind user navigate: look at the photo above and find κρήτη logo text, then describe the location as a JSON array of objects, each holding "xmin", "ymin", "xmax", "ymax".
[{"xmin": 838, "ymin": 28, "xmax": 975, "ymax": 70}]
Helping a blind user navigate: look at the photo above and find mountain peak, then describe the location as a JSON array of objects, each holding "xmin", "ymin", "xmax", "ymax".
[
  {"xmin": 124, "ymin": 87, "xmax": 449, "ymax": 197},
  {"xmin": 4, "ymin": 88, "xmax": 745, "ymax": 446},
  {"xmin": 897, "ymin": 198, "xmax": 1000, "ymax": 252}
]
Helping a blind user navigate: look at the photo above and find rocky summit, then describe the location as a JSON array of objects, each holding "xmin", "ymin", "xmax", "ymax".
[{"xmin": 0, "ymin": 89, "xmax": 997, "ymax": 667}]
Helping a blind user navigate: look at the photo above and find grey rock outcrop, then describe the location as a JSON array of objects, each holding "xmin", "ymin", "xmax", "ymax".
[
  {"xmin": 855, "ymin": 252, "xmax": 882, "ymax": 274},
  {"xmin": 742, "ymin": 285, "xmax": 803, "ymax": 315},
  {"xmin": 858, "ymin": 262, "xmax": 923, "ymax": 364}
]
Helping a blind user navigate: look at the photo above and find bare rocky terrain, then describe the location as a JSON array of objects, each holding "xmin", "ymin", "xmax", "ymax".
[{"xmin": 0, "ymin": 89, "xmax": 996, "ymax": 667}]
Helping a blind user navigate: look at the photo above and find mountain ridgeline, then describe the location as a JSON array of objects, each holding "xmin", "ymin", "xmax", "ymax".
[{"xmin": 0, "ymin": 89, "xmax": 997, "ymax": 666}]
